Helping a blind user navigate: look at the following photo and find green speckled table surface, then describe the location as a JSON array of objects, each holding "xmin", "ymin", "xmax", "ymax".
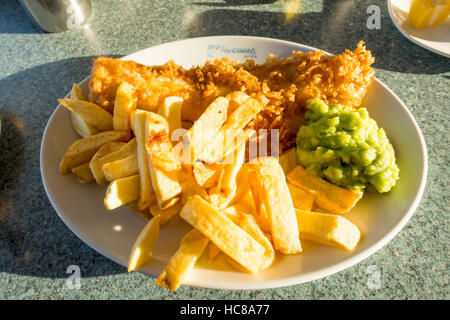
[{"xmin": 0, "ymin": 0, "xmax": 448, "ymax": 300}]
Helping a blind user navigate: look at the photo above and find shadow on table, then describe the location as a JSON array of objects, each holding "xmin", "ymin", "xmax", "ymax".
[
  {"xmin": 0, "ymin": 56, "xmax": 126, "ymax": 279},
  {"xmin": 0, "ymin": 0, "xmax": 45, "ymax": 34},
  {"xmin": 188, "ymin": 0, "xmax": 450, "ymax": 75}
]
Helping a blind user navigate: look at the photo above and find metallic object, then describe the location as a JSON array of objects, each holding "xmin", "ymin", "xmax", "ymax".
[{"xmin": 19, "ymin": 0, "xmax": 92, "ymax": 33}]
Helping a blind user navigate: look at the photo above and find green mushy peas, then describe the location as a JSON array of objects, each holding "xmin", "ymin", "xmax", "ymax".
[{"xmin": 296, "ymin": 99, "xmax": 399, "ymax": 193}]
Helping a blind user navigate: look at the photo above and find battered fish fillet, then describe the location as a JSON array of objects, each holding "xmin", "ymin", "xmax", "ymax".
[{"xmin": 88, "ymin": 41, "xmax": 374, "ymax": 151}]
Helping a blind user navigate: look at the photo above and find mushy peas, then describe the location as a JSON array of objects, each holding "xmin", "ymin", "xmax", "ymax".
[{"xmin": 296, "ymin": 99, "xmax": 399, "ymax": 193}]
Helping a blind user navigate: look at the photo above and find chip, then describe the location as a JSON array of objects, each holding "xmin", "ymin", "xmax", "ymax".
[
  {"xmin": 287, "ymin": 165, "xmax": 362, "ymax": 213},
  {"xmin": 103, "ymin": 153, "xmax": 139, "ymax": 182},
  {"xmin": 208, "ymin": 140, "xmax": 246, "ymax": 209},
  {"xmin": 59, "ymin": 130, "xmax": 130, "ymax": 174},
  {"xmin": 113, "ymin": 82, "xmax": 137, "ymax": 133},
  {"xmin": 145, "ymin": 112, "xmax": 182, "ymax": 208},
  {"xmin": 58, "ymin": 98, "xmax": 113, "ymax": 131},
  {"xmin": 157, "ymin": 96, "xmax": 183, "ymax": 137},
  {"xmin": 295, "ymin": 209, "xmax": 361, "ymax": 251},
  {"xmin": 192, "ymin": 161, "xmax": 222, "ymax": 188},
  {"xmin": 287, "ymin": 182, "xmax": 315, "ymax": 211},
  {"xmin": 90, "ymin": 138, "xmax": 137, "ymax": 185},
  {"xmin": 155, "ymin": 229, "xmax": 209, "ymax": 291},
  {"xmin": 132, "ymin": 110, "xmax": 155, "ymax": 209},
  {"xmin": 128, "ymin": 215, "xmax": 160, "ymax": 272},
  {"xmin": 180, "ymin": 195, "xmax": 267, "ymax": 273},
  {"xmin": 249, "ymin": 157, "xmax": 302, "ymax": 254},
  {"xmin": 149, "ymin": 198, "xmax": 182, "ymax": 226},
  {"xmin": 71, "ymin": 163, "xmax": 94, "ymax": 184},
  {"xmin": 278, "ymin": 147, "xmax": 298, "ymax": 175},
  {"xmin": 69, "ymin": 83, "xmax": 100, "ymax": 138},
  {"xmin": 104, "ymin": 175, "xmax": 140, "ymax": 210}
]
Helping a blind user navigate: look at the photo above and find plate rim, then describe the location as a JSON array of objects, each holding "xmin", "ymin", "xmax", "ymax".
[
  {"xmin": 387, "ymin": 0, "xmax": 450, "ymax": 58},
  {"xmin": 40, "ymin": 35, "xmax": 428, "ymax": 290}
]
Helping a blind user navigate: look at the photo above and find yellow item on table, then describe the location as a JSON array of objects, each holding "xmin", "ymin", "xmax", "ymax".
[{"xmin": 409, "ymin": 0, "xmax": 450, "ymax": 29}]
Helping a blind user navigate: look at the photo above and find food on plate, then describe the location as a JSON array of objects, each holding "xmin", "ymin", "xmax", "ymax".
[
  {"xmin": 157, "ymin": 96, "xmax": 183, "ymax": 137},
  {"xmin": 296, "ymin": 99, "xmax": 399, "ymax": 193},
  {"xmin": 155, "ymin": 229, "xmax": 209, "ymax": 291},
  {"xmin": 70, "ymin": 84, "xmax": 99, "ymax": 138},
  {"xmin": 132, "ymin": 110, "xmax": 156, "ymax": 209},
  {"xmin": 408, "ymin": 0, "xmax": 450, "ymax": 29},
  {"xmin": 287, "ymin": 165, "xmax": 362, "ymax": 214},
  {"xmin": 278, "ymin": 147, "xmax": 297, "ymax": 174},
  {"xmin": 248, "ymin": 157, "xmax": 302, "ymax": 254},
  {"xmin": 149, "ymin": 198, "xmax": 182, "ymax": 226},
  {"xmin": 180, "ymin": 195, "xmax": 268, "ymax": 274},
  {"xmin": 89, "ymin": 42, "xmax": 374, "ymax": 152},
  {"xmin": 192, "ymin": 161, "xmax": 222, "ymax": 188},
  {"xmin": 113, "ymin": 82, "xmax": 137, "ymax": 133},
  {"xmin": 58, "ymin": 98, "xmax": 113, "ymax": 131},
  {"xmin": 295, "ymin": 209, "xmax": 361, "ymax": 251},
  {"xmin": 197, "ymin": 93, "xmax": 263, "ymax": 163},
  {"xmin": 208, "ymin": 140, "xmax": 246, "ymax": 209},
  {"xmin": 287, "ymin": 183, "xmax": 315, "ymax": 211},
  {"xmin": 145, "ymin": 112, "xmax": 182, "ymax": 208},
  {"xmin": 71, "ymin": 163, "xmax": 94, "ymax": 184},
  {"xmin": 103, "ymin": 153, "xmax": 139, "ymax": 182},
  {"xmin": 104, "ymin": 174, "xmax": 140, "ymax": 210},
  {"xmin": 222, "ymin": 209, "xmax": 275, "ymax": 270},
  {"xmin": 90, "ymin": 138, "xmax": 137, "ymax": 185},
  {"xmin": 59, "ymin": 130, "xmax": 129, "ymax": 174},
  {"xmin": 57, "ymin": 42, "xmax": 390, "ymax": 290},
  {"xmin": 128, "ymin": 215, "xmax": 160, "ymax": 272}
]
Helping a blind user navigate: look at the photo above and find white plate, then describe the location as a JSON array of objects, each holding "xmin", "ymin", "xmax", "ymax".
[
  {"xmin": 41, "ymin": 36, "xmax": 427, "ymax": 290},
  {"xmin": 388, "ymin": 0, "xmax": 450, "ymax": 58}
]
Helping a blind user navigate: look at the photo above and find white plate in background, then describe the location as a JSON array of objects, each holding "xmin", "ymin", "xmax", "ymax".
[
  {"xmin": 41, "ymin": 36, "xmax": 427, "ymax": 290},
  {"xmin": 388, "ymin": 0, "xmax": 450, "ymax": 58}
]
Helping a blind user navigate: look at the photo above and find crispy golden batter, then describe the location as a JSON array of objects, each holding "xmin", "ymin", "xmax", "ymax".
[{"xmin": 88, "ymin": 42, "xmax": 374, "ymax": 152}]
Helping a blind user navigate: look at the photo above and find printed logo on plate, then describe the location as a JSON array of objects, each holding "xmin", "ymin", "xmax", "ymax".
[{"xmin": 207, "ymin": 44, "xmax": 257, "ymax": 60}]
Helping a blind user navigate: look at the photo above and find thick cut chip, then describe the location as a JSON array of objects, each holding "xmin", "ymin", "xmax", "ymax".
[
  {"xmin": 287, "ymin": 165, "xmax": 362, "ymax": 214},
  {"xmin": 249, "ymin": 157, "xmax": 302, "ymax": 254},
  {"xmin": 58, "ymin": 98, "xmax": 113, "ymax": 131},
  {"xmin": 59, "ymin": 130, "xmax": 129, "ymax": 174},
  {"xmin": 70, "ymin": 83, "xmax": 87, "ymax": 101},
  {"xmin": 208, "ymin": 140, "xmax": 246, "ymax": 209},
  {"xmin": 180, "ymin": 195, "xmax": 266, "ymax": 273},
  {"xmin": 145, "ymin": 112, "xmax": 182, "ymax": 208},
  {"xmin": 278, "ymin": 147, "xmax": 298, "ymax": 175},
  {"xmin": 70, "ymin": 84, "xmax": 99, "ymax": 138},
  {"xmin": 198, "ymin": 94, "xmax": 263, "ymax": 163},
  {"xmin": 71, "ymin": 163, "xmax": 94, "ymax": 184},
  {"xmin": 176, "ymin": 96, "xmax": 229, "ymax": 165},
  {"xmin": 104, "ymin": 175, "xmax": 140, "ymax": 210},
  {"xmin": 128, "ymin": 215, "xmax": 160, "ymax": 272},
  {"xmin": 222, "ymin": 210, "xmax": 275, "ymax": 271},
  {"xmin": 192, "ymin": 161, "xmax": 222, "ymax": 188},
  {"xmin": 113, "ymin": 82, "xmax": 137, "ymax": 133},
  {"xmin": 208, "ymin": 243, "xmax": 222, "ymax": 261},
  {"xmin": 155, "ymin": 229, "xmax": 209, "ymax": 291},
  {"xmin": 149, "ymin": 198, "xmax": 182, "ymax": 226},
  {"xmin": 247, "ymin": 169, "xmax": 271, "ymax": 234},
  {"xmin": 91, "ymin": 141, "xmax": 125, "ymax": 161},
  {"xmin": 103, "ymin": 153, "xmax": 139, "ymax": 182},
  {"xmin": 180, "ymin": 168, "xmax": 209, "ymax": 206},
  {"xmin": 71, "ymin": 112, "xmax": 99, "ymax": 138},
  {"xmin": 157, "ymin": 96, "xmax": 183, "ymax": 136},
  {"xmin": 133, "ymin": 110, "xmax": 155, "ymax": 209},
  {"xmin": 295, "ymin": 209, "xmax": 361, "ymax": 251},
  {"xmin": 90, "ymin": 138, "xmax": 136, "ymax": 185},
  {"xmin": 287, "ymin": 183, "xmax": 315, "ymax": 211}
]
